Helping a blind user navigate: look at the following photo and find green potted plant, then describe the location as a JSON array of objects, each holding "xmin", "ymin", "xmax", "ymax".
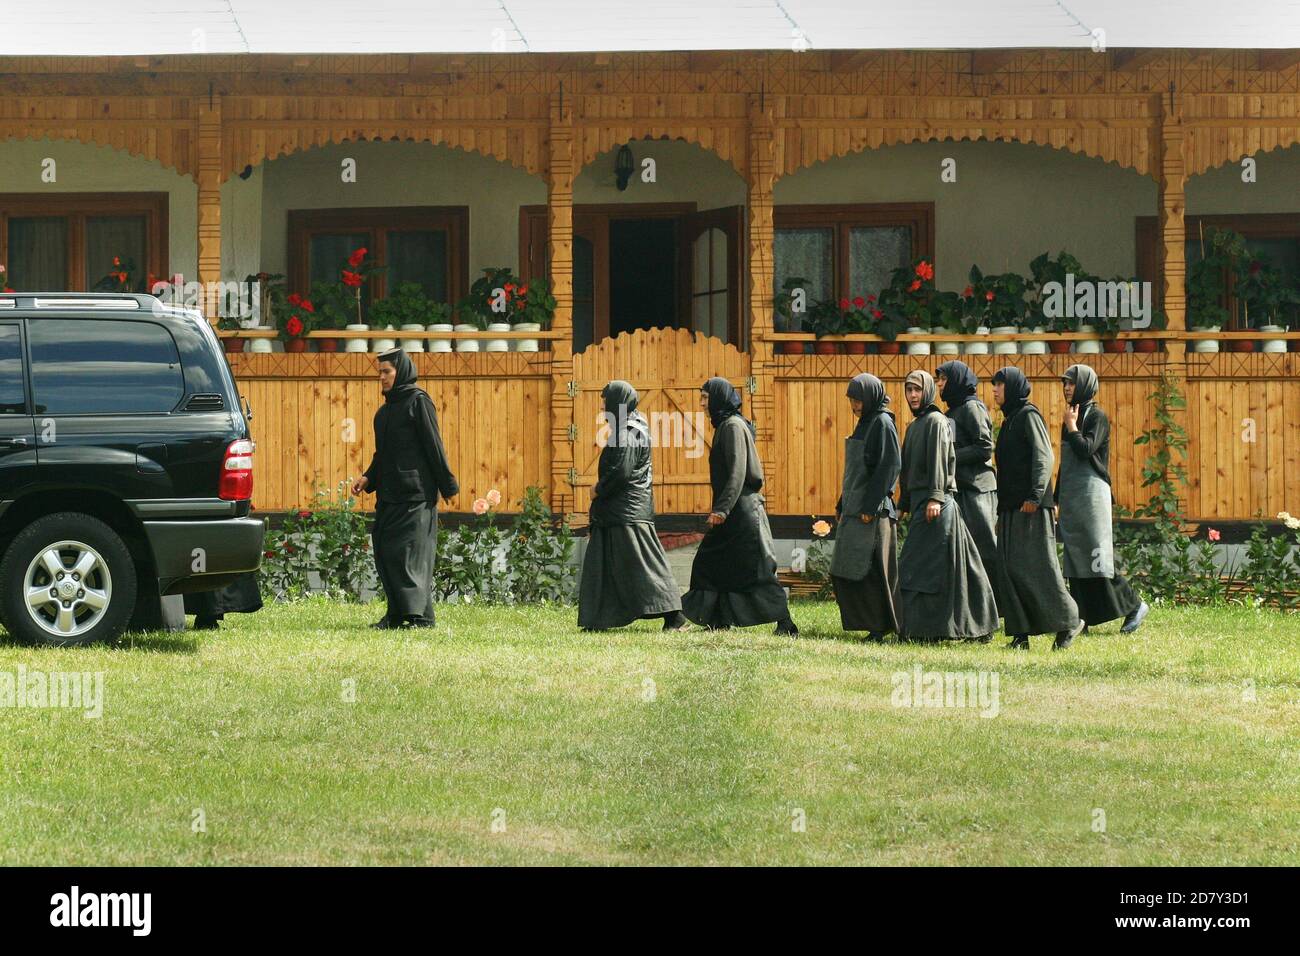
[
  {"xmin": 1187, "ymin": 227, "xmax": 1243, "ymax": 354},
  {"xmin": 929, "ymin": 289, "xmax": 964, "ymax": 355},
  {"xmin": 1236, "ymin": 252, "xmax": 1298, "ymax": 354},
  {"xmin": 807, "ymin": 298, "xmax": 849, "ymax": 354},
  {"xmin": 508, "ymin": 277, "xmax": 556, "ymax": 352},
  {"xmin": 967, "ymin": 266, "xmax": 1028, "ymax": 355},
  {"xmin": 1132, "ymin": 307, "xmax": 1168, "ymax": 353},
  {"xmin": 457, "ymin": 267, "xmax": 516, "ymax": 352},
  {"xmin": 277, "ymin": 293, "xmax": 317, "ymax": 353},
  {"xmin": 877, "ymin": 260, "xmax": 938, "ymax": 356},
  {"xmin": 216, "ymin": 312, "xmax": 246, "ymax": 353},
  {"xmin": 371, "ymin": 281, "xmax": 433, "ymax": 354},
  {"xmin": 1028, "ymin": 251, "xmax": 1084, "ymax": 353},
  {"xmin": 426, "ymin": 300, "xmax": 456, "ymax": 353},
  {"xmin": 774, "ymin": 276, "xmax": 811, "ymax": 354}
]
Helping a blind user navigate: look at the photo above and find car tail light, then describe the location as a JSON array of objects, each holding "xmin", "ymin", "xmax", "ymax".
[{"xmin": 219, "ymin": 438, "xmax": 254, "ymax": 501}]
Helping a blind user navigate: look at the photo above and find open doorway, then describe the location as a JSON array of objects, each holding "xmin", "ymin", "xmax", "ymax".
[{"xmin": 609, "ymin": 218, "xmax": 678, "ymax": 337}]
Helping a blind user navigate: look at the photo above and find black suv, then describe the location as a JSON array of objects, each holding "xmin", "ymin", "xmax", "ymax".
[{"xmin": 0, "ymin": 293, "xmax": 264, "ymax": 645}]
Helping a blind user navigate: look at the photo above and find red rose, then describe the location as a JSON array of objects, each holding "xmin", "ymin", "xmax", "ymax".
[
  {"xmin": 985, "ymin": 291, "xmax": 995, "ymax": 302},
  {"xmin": 341, "ymin": 270, "xmax": 363, "ymax": 288},
  {"xmin": 839, "ymin": 298, "xmax": 850, "ymax": 310},
  {"xmin": 287, "ymin": 292, "xmax": 302, "ymax": 306},
  {"xmin": 852, "ymin": 296, "xmax": 865, "ymax": 308},
  {"xmin": 285, "ymin": 315, "xmax": 304, "ymax": 336},
  {"xmin": 347, "ymin": 248, "xmax": 368, "ymax": 267}
]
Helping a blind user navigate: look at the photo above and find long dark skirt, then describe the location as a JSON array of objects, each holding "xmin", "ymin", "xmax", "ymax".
[
  {"xmin": 578, "ymin": 522, "xmax": 683, "ymax": 629},
  {"xmin": 372, "ymin": 500, "xmax": 438, "ymax": 624},
  {"xmin": 1068, "ymin": 574, "xmax": 1141, "ymax": 627},
  {"xmin": 995, "ymin": 509, "xmax": 1079, "ymax": 636},
  {"xmin": 183, "ymin": 571, "xmax": 263, "ymax": 623},
  {"xmin": 682, "ymin": 493, "xmax": 790, "ymax": 628},
  {"xmin": 831, "ymin": 519, "xmax": 900, "ymax": 634},
  {"xmin": 956, "ymin": 487, "xmax": 1001, "ymax": 613},
  {"xmin": 897, "ymin": 495, "xmax": 998, "ymax": 641}
]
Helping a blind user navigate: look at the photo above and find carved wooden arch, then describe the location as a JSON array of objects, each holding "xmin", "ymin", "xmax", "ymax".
[
  {"xmin": 0, "ymin": 103, "xmax": 199, "ymax": 180},
  {"xmin": 572, "ymin": 326, "xmax": 750, "ymax": 381},
  {"xmin": 1185, "ymin": 130, "xmax": 1300, "ymax": 177},
  {"xmin": 574, "ymin": 129, "xmax": 748, "ymax": 179},
  {"xmin": 1182, "ymin": 93, "xmax": 1300, "ymax": 178}
]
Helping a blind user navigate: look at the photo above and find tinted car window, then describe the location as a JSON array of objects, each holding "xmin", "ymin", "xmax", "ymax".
[
  {"xmin": 0, "ymin": 325, "xmax": 25, "ymax": 414},
  {"xmin": 29, "ymin": 319, "xmax": 183, "ymax": 414}
]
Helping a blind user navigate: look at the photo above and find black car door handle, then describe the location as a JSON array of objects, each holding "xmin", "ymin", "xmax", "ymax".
[{"xmin": 0, "ymin": 437, "xmax": 28, "ymax": 448}]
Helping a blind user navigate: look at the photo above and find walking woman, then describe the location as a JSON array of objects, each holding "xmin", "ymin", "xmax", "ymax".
[
  {"xmin": 830, "ymin": 373, "xmax": 901, "ymax": 640},
  {"xmin": 991, "ymin": 366, "xmax": 1083, "ymax": 650},
  {"xmin": 351, "ymin": 348, "xmax": 458, "ymax": 629},
  {"xmin": 1057, "ymin": 364, "xmax": 1150, "ymax": 633},
  {"xmin": 682, "ymin": 377, "xmax": 798, "ymax": 635},
  {"xmin": 896, "ymin": 370, "xmax": 998, "ymax": 642},
  {"xmin": 934, "ymin": 359, "xmax": 1001, "ymax": 615},
  {"xmin": 578, "ymin": 380, "xmax": 687, "ymax": 631}
]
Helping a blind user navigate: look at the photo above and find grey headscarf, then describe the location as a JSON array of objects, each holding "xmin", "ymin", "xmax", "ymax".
[
  {"xmin": 904, "ymin": 369, "xmax": 939, "ymax": 419},
  {"xmin": 847, "ymin": 372, "xmax": 892, "ymax": 439},
  {"xmin": 1061, "ymin": 364, "xmax": 1098, "ymax": 407}
]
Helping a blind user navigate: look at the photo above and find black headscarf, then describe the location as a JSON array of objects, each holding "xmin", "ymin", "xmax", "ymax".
[
  {"xmin": 379, "ymin": 348, "xmax": 420, "ymax": 405},
  {"xmin": 904, "ymin": 369, "xmax": 939, "ymax": 419},
  {"xmin": 701, "ymin": 376, "xmax": 755, "ymax": 438},
  {"xmin": 846, "ymin": 372, "xmax": 892, "ymax": 439},
  {"xmin": 935, "ymin": 359, "xmax": 978, "ymax": 408},
  {"xmin": 602, "ymin": 379, "xmax": 647, "ymax": 447},
  {"xmin": 992, "ymin": 366, "xmax": 1031, "ymax": 417},
  {"xmin": 602, "ymin": 379, "xmax": 638, "ymax": 415},
  {"xmin": 1061, "ymin": 364, "xmax": 1098, "ymax": 408}
]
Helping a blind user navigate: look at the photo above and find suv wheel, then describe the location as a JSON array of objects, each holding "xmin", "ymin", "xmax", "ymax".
[{"xmin": 0, "ymin": 513, "xmax": 138, "ymax": 646}]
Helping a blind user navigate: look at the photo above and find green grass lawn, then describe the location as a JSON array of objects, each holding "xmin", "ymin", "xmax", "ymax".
[{"xmin": 1, "ymin": 600, "xmax": 1297, "ymax": 865}]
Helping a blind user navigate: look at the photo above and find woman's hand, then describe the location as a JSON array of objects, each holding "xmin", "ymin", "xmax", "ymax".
[
  {"xmin": 860, "ymin": 513, "xmax": 874, "ymax": 524},
  {"xmin": 706, "ymin": 512, "xmax": 725, "ymax": 528},
  {"xmin": 1063, "ymin": 404, "xmax": 1079, "ymax": 433},
  {"xmin": 1020, "ymin": 501, "xmax": 1039, "ymax": 514},
  {"xmin": 925, "ymin": 500, "xmax": 941, "ymax": 522},
  {"xmin": 351, "ymin": 475, "xmax": 369, "ymax": 496}
]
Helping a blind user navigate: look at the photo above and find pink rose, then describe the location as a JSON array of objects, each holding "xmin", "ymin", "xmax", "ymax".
[
  {"xmin": 485, "ymin": 489, "xmax": 502, "ymax": 507},
  {"xmin": 473, "ymin": 498, "xmax": 489, "ymax": 516},
  {"xmin": 1207, "ymin": 528, "xmax": 1220, "ymax": 542}
]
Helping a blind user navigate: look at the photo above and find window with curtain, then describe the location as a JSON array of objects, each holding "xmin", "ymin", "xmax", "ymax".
[
  {"xmin": 288, "ymin": 207, "xmax": 468, "ymax": 304},
  {"xmin": 0, "ymin": 194, "xmax": 168, "ymax": 293}
]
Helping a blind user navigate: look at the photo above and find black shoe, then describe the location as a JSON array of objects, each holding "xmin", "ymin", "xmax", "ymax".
[
  {"xmin": 1007, "ymin": 634, "xmax": 1029, "ymax": 650},
  {"xmin": 193, "ymin": 616, "xmax": 220, "ymax": 631},
  {"xmin": 1120, "ymin": 601, "xmax": 1149, "ymax": 634},
  {"xmin": 371, "ymin": 617, "xmax": 396, "ymax": 630},
  {"xmin": 775, "ymin": 617, "xmax": 799, "ymax": 636},
  {"xmin": 1053, "ymin": 619, "xmax": 1085, "ymax": 651},
  {"xmin": 864, "ymin": 631, "xmax": 885, "ymax": 642},
  {"xmin": 400, "ymin": 616, "xmax": 435, "ymax": 629},
  {"xmin": 972, "ymin": 633, "xmax": 992, "ymax": 644},
  {"xmin": 662, "ymin": 611, "xmax": 690, "ymax": 631}
]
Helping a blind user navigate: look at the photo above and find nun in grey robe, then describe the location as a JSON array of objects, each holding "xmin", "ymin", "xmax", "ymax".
[
  {"xmin": 991, "ymin": 366, "xmax": 1082, "ymax": 650},
  {"xmin": 682, "ymin": 377, "xmax": 797, "ymax": 634},
  {"xmin": 357, "ymin": 348, "xmax": 458, "ymax": 629},
  {"xmin": 578, "ymin": 381, "xmax": 686, "ymax": 631},
  {"xmin": 1056, "ymin": 364, "xmax": 1149, "ymax": 632},
  {"xmin": 934, "ymin": 360, "xmax": 1002, "ymax": 613},
  {"xmin": 830, "ymin": 373, "xmax": 901, "ymax": 638},
  {"xmin": 896, "ymin": 370, "xmax": 998, "ymax": 642}
]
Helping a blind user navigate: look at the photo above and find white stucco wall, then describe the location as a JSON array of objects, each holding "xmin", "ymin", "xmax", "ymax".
[
  {"xmin": 1186, "ymin": 144, "xmax": 1300, "ymax": 215},
  {"xmin": 0, "ymin": 136, "xmax": 197, "ymax": 281},
  {"xmin": 774, "ymin": 139, "xmax": 1159, "ymax": 289},
  {"xmin": 221, "ymin": 165, "xmax": 264, "ymax": 282}
]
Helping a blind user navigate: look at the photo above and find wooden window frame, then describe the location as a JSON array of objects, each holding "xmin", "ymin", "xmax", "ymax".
[
  {"xmin": 0, "ymin": 192, "xmax": 169, "ymax": 292},
  {"xmin": 288, "ymin": 206, "xmax": 468, "ymax": 302},
  {"xmin": 773, "ymin": 202, "xmax": 935, "ymax": 302},
  {"xmin": 1137, "ymin": 212, "xmax": 1300, "ymax": 327}
]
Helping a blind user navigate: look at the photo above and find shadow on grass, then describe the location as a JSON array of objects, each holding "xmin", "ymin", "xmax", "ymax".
[{"xmin": 0, "ymin": 625, "xmax": 200, "ymax": 654}]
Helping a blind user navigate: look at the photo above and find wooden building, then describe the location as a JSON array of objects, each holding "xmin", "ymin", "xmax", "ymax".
[{"xmin": 2, "ymin": 42, "xmax": 1299, "ymax": 523}]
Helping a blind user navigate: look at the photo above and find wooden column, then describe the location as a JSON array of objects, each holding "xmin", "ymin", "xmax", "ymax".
[
  {"xmin": 196, "ymin": 94, "xmax": 223, "ymax": 321},
  {"xmin": 746, "ymin": 93, "xmax": 779, "ymax": 502},
  {"xmin": 1156, "ymin": 89, "xmax": 1192, "ymax": 514},
  {"xmin": 547, "ymin": 91, "xmax": 576, "ymax": 516}
]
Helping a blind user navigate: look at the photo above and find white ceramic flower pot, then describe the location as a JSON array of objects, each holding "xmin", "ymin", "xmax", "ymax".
[
  {"xmin": 1074, "ymin": 324, "xmax": 1102, "ymax": 354},
  {"xmin": 1020, "ymin": 325, "xmax": 1048, "ymax": 355},
  {"xmin": 426, "ymin": 323, "xmax": 454, "ymax": 353},
  {"xmin": 344, "ymin": 324, "xmax": 370, "ymax": 353},
  {"xmin": 962, "ymin": 327, "xmax": 991, "ymax": 355},
  {"xmin": 399, "ymin": 323, "xmax": 425, "ymax": 353},
  {"xmin": 1259, "ymin": 324, "xmax": 1287, "ymax": 353},
  {"xmin": 454, "ymin": 323, "xmax": 481, "ymax": 353},
  {"xmin": 931, "ymin": 326, "xmax": 960, "ymax": 355},
  {"xmin": 991, "ymin": 325, "xmax": 1019, "ymax": 355},
  {"xmin": 904, "ymin": 326, "xmax": 931, "ymax": 355},
  {"xmin": 1192, "ymin": 325, "xmax": 1221, "ymax": 353},
  {"xmin": 484, "ymin": 322, "xmax": 512, "ymax": 352},
  {"xmin": 250, "ymin": 338, "xmax": 274, "ymax": 354},
  {"xmin": 511, "ymin": 322, "xmax": 542, "ymax": 352},
  {"xmin": 372, "ymin": 326, "xmax": 397, "ymax": 354}
]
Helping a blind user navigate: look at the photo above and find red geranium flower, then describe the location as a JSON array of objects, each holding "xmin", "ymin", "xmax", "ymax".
[
  {"xmin": 852, "ymin": 296, "xmax": 865, "ymax": 308},
  {"xmin": 866, "ymin": 294, "xmax": 875, "ymax": 302},
  {"xmin": 915, "ymin": 261, "xmax": 934, "ymax": 281},
  {"xmin": 301, "ymin": 299, "xmax": 314, "ymax": 312},
  {"xmin": 963, "ymin": 285, "xmax": 974, "ymax": 297},
  {"xmin": 839, "ymin": 298, "xmax": 850, "ymax": 310},
  {"xmin": 298, "ymin": 509, "xmax": 311, "ymax": 518},
  {"xmin": 519, "ymin": 285, "xmax": 529, "ymax": 296},
  {"xmin": 287, "ymin": 292, "xmax": 302, "ymax": 306},
  {"xmin": 908, "ymin": 280, "xmax": 921, "ymax": 292},
  {"xmin": 871, "ymin": 308, "xmax": 883, "ymax": 320},
  {"xmin": 341, "ymin": 270, "xmax": 363, "ymax": 288},
  {"xmin": 985, "ymin": 290, "xmax": 995, "ymax": 302},
  {"xmin": 347, "ymin": 248, "xmax": 368, "ymax": 267},
  {"xmin": 285, "ymin": 315, "xmax": 304, "ymax": 336},
  {"xmin": 113, "ymin": 256, "xmax": 121, "ymax": 266},
  {"xmin": 504, "ymin": 282, "xmax": 516, "ymax": 292}
]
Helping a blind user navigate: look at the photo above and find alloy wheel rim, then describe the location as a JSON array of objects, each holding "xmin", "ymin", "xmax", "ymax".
[{"xmin": 23, "ymin": 540, "xmax": 113, "ymax": 638}]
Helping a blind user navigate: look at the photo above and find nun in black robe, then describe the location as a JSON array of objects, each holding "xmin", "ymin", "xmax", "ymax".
[
  {"xmin": 991, "ymin": 366, "xmax": 1082, "ymax": 650},
  {"xmin": 830, "ymin": 373, "xmax": 901, "ymax": 638},
  {"xmin": 578, "ymin": 380, "xmax": 686, "ymax": 631},
  {"xmin": 354, "ymin": 348, "xmax": 458, "ymax": 629},
  {"xmin": 934, "ymin": 360, "xmax": 1002, "ymax": 614},
  {"xmin": 1056, "ymin": 364, "xmax": 1149, "ymax": 632},
  {"xmin": 896, "ymin": 370, "xmax": 998, "ymax": 642},
  {"xmin": 184, "ymin": 572, "xmax": 263, "ymax": 629},
  {"xmin": 682, "ymin": 377, "xmax": 797, "ymax": 634}
]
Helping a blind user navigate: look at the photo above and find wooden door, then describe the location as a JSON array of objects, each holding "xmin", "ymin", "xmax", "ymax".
[{"xmin": 679, "ymin": 205, "xmax": 744, "ymax": 347}]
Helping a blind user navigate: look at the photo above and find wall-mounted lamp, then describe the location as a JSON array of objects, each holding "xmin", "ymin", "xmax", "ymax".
[
  {"xmin": 615, "ymin": 144, "xmax": 634, "ymax": 191},
  {"xmin": 238, "ymin": 164, "xmax": 254, "ymax": 180}
]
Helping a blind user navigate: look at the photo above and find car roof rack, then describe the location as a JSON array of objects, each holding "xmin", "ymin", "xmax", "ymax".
[{"xmin": 0, "ymin": 292, "xmax": 155, "ymax": 310}]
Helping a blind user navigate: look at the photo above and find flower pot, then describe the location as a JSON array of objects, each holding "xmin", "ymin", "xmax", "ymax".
[
  {"xmin": 931, "ymin": 326, "xmax": 960, "ymax": 355},
  {"xmin": 426, "ymin": 323, "xmax": 454, "ymax": 353},
  {"xmin": 316, "ymin": 337, "xmax": 340, "ymax": 353},
  {"xmin": 372, "ymin": 325, "xmax": 397, "ymax": 354},
  {"xmin": 510, "ymin": 321, "xmax": 542, "ymax": 352},
  {"xmin": 400, "ymin": 323, "xmax": 426, "ymax": 353},
  {"xmin": 904, "ymin": 326, "xmax": 930, "ymax": 356},
  {"xmin": 1020, "ymin": 325, "xmax": 1048, "ymax": 355},
  {"xmin": 344, "ymin": 323, "xmax": 370, "ymax": 353},
  {"xmin": 843, "ymin": 340, "xmax": 867, "ymax": 355},
  {"xmin": 813, "ymin": 340, "xmax": 839, "ymax": 355},
  {"xmin": 1074, "ymin": 324, "xmax": 1102, "ymax": 354},
  {"xmin": 1191, "ymin": 325, "xmax": 1220, "ymax": 353},
  {"xmin": 1259, "ymin": 324, "xmax": 1287, "ymax": 353},
  {"xmin": 250, "ymin": 338, "xmax": 274, "ymax": 354},
  {"xmin": 777, "ymin": 340, "xmax": 806, "ymax": 355},
  {"xmin": 1226, "ymin": 338, "xmax": 1255, "ymax": 353},
  {"xmin": 1102, "ymin": 338, "xmax": 1128, "ymax": 353},
  {"xmin": 285, "ymin": 337, "xmax": 309, "ymax": 353},
  {"xmin": 877, "ymin": 341, "xmax": 902, "ymax": 355},
  {"xmin": 1047, "ymin": 338, "xmax": 1073, "ymax": 354},
  {"xmin": 222, "ymin": 337, "xmax": 246, "ymax": 354},
  {"xmin": 991, "ymin": 325, "xmax": 1019, "ymax": 355},
  {"xmin": 484, "ymin": 322, "xmax": 512, "ymax": 352},
  {"xmin": 454, "ymin": 323, "xmax": 481, "ymax": 353},
  {"xmin": 1131, "ymin": 338, "xmax": 1160, "ymax": 353},
  {"xmin": 962, "ymin": 327, "xmax": 991, "ymax": 355}
]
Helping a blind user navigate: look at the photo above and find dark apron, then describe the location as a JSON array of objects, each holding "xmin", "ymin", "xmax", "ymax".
[{"xmin": 830, "ymin": 437, "xmax": 881, "ymax": 581}]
